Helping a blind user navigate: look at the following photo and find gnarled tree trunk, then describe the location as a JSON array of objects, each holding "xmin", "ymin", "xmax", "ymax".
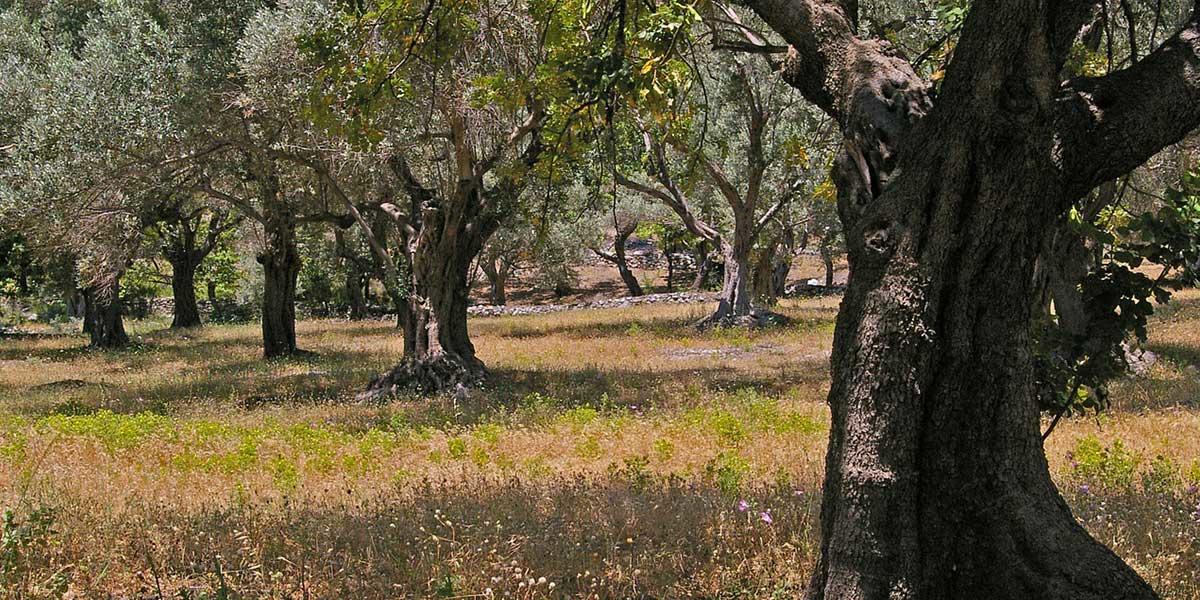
[
  {"xmin": 741, "ymin": 0, "xmax": 1200, "ymax": 597},
  {"xmin": 257, "ymin": 169, "xmax": 300, "ymax": 358},
  {"xmin": 593, "ymin": 218, "xmax": 644, "ymax": 297},
  {"xmin": 168, "ymin": 256, "xmax": 202, "ymax": 328},
  {"xmin": 479, "ymin": 257, "xmax": 509, "ymax": 305},
  {"xmin": 82, "ymin": 279, "xmax": 128, "ymax": 349}
]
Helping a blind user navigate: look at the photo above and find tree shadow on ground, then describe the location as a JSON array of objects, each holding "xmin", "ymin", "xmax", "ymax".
[{"xmin": 479, "ymin": 306, "xmax": 837, "ymax": 342}]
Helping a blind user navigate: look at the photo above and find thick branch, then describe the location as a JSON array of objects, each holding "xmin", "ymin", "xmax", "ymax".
[{"xmin": 1058, "ymin": 8, "xmax": 1200, "ymax": 197}]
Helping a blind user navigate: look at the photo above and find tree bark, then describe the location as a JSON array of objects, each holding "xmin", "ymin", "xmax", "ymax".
[
  {"xmin": 594, "ymin": 221, "xmax": 645, "ymax": 297},
  {"xmin": 738, "ymin": 0, "xmax": 1200, "ymax": 596},
  {"xmin": 692, "ymin": 241, "xmax": 712, "ymax": 291},
  {"xmin": 168, "ymin": 256, "xmax": 203, "ymax": 328},
  {"xmin": 479, "ymin": 258, "xmax": 509, "ymax": 305},
  {"xmin": 709, "ymin": 239, "xmax": 753, "ymax": 323},
  {"xmin": 612, "ymin": 226, "xmax": 644, "ymax": 297},
  {"xmin": 820, "ymin": 244, "xmax": 835, "ymax": 288},
  {"xmin": 82, "ymin": 280, "xmax": 128, "ymax": 349},
  {"xmin": 256, "ymin": 169, "xmax": 300, "ymax": 358}
]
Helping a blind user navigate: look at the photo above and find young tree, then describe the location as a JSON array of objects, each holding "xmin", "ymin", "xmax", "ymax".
[
  {"xmin": 727, "ymin": 0, "xmax": 1200, "ymax": 596},
  {"xmin": 616, "ymin": 52, "xmax": 817, "ymax": 326},
  {"xmin": 589, "ymin": 195, "xmax": 661, "ymax": 297}
]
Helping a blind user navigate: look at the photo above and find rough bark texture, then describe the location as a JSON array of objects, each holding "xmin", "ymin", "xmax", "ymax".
[
  {"xmin": 479, "ymin": 257, "xmax": 510, "ymax": 305},
  {"xmin": 157, "ymin": 204, "xmax": 237, "ymax": 329},
  {"xmin": 168, "ymin": 257, "xmax": 202, "ymax": 328},
  {"xmin": 740, "ymin": 0, "xmax": 1200, "ymax": 597},
  {"xmin": 363, "ymin": 104, "xmax": 544, "ymax": 398},
  {"xmin": 593, "ymin": 217, "xmax": 644, "ymax": 297},
  {"xmin": 257, "ymin": 168, "xmax": 300, "ymax": 358},
  {"xmin": 82, "ymin": 280, "xmax": 128, "ymax": 349}
]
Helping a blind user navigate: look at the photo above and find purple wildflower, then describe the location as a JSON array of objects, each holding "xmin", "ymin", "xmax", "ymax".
[
  {"xmin": 760, "ymin": 511, "xmax": 773, "ymax": 525},
  {"xmin": 1078, "ymin": 484, "xmax": 1090, "ymax": 495},
  {"xmin": 737, "ymin": 500, "xmax": 750, "ymax": 512}
]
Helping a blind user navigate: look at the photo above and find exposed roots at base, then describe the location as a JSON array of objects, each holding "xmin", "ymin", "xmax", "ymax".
[
  {"xmin": 694, "ymin": 308, "xmax": 791, "ymax": 331},
  {"xmin": 357, "ymin": 356, "xmax": 486, "ymax": 401}
]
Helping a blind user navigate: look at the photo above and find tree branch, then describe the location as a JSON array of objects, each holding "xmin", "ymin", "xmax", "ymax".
[{"xmin": 1058, "ymin": 7, "xmax": 1200, "ymax": 198}]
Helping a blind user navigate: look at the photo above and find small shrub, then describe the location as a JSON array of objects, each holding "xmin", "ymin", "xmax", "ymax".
[
  {"xmin": 652, "ymin": 438, "xmax": 675, "ymax": 463},
  {"xmin": 1141, "ymin": 455, "xmax": 1181, "ymax": 495},
  {"xmin": 446, "ymin": 437, "xmax": 468, "ymax": 460},
  {"xmin": 269, "ymin": 457, "xmax": 300, "ymax": 494},
  {"xmin": 1071, "ymin": 436, "xmax": 1140, "ymax": 490},
  {"xmin": 705, "ymin": 451, "xmax": 751, "ymax": 496},
  {"xmin": 574, "ymin": 434, "xmax": 603, "ymax": 459},
  {"xmin": 1, "ymin": 506, "xmax": 60, "ymax": 591}
]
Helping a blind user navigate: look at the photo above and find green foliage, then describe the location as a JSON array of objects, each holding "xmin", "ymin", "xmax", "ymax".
[
  {"xmin": 1121, "ymin": 170, "xmax": 1200, "ymax": 285},
  {"xmin": 1141, "ymin": 455, "xmax": 1182, "ymax": 496},
  {"xmin": 197, "ymin": 230, "xmax": 244, "ymax": 303},
  {"xmin": 704, "ymin": 451, "xmax": 750, "ymax": 496},
  {"xmin": 1, "ymin": 505, "xmax": 62, "ymax": 593},
  {"xmin": 1071, "ymin": 436, "xmax": 1140, "ymax": 490},
  {"xmin": 1036, "ymin": 170, "xmax": 1200, "ymax": 419},
  {"xmin": 37, "ymin": 410, "xmax": 172, "ymax": 452}
]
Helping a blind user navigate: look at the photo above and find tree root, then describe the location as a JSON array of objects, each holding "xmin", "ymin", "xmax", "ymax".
[
  {"xmin": 357, "ymin": 355, "xmax": 486, "ymax": 402},
  {"xmin": 694, "ymin": 308, "xmax": 791, "ymax": 331}
]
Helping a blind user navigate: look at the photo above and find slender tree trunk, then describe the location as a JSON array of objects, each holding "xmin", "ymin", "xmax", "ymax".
[
  {"xmin": 346, "ymin": 270, "xmax": 367, "ymax": 320},
  {"xmin": 257, "ymin": 172, "xmax": 300, "ymax": 358},
  {"xmin": 206, "ymin": 280, "xmax": 218, "ymax": 302},
  {"xmin": 613, "ymin": 229, "xmax": 644, "ymax": 297},
  {"xmin": 820, "ymin": 244, "xmax": 835, "ymax": 288},
  {"xmin": 771, "ymin": 253, "xmax": 791, "ymax": 299},
  {"xmin": 83, "ymin": 280, "xmax": 128, "ymax": 349},
  {"xmin": 692, "ymin": 241, "xmax": 712, "ymax": 291},
  {"xmin": 666, "ymin": 245, "xmax": 676, "ymax": 292},
  {"xmin": 168, "ymin": 257, "xmax": 203, "ymax": 328},
  {"xmin": 479, "ymin": 259, "xmax": 508, "ymax": 305},
  {"xmin": 335, "ymin": 229, "xmax": 368, "ymax": 320}
]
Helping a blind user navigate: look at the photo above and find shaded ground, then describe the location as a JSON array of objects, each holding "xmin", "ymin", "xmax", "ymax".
[{"xmin": 0, "ymin": 294, "xmax": 1196, "ymax": 598}]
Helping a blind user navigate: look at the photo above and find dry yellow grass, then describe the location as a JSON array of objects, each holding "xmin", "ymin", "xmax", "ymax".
[{"xmin": 0, "ymin": 293, "xmax": 1196, "ymax": 598}]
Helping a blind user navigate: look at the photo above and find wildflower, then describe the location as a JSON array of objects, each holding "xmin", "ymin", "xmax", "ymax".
[
  {"xmin": 1078, "ymin": 484, "xmax": 1090, "ymax": 495},
  {"xmin": 1187, "ymin": 485, "xmax": 1198, "ymax": 495},
  {"xmin": 737, "ymin": 499, "xmax": 750, "ymax": 512},
  {"xmin": 760, "ymin": 511, "xmax": 773, "ymax": 524},
  {"xmin": 793, "ymin": 490, "xmax": 804, "ymax": 497}
]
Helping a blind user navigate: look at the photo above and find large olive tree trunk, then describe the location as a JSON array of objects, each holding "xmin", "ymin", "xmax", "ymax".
[
  {"xmin": 410, "ymin": 182, "xmax": 492, "ymax": 378},
  {"xmin": 256, "ymin": 169, "xmax": 300, "ymax": 358},
  {"xmin": 82, "ymin": 279, "xmax": 128, "ymax": 349},
  {"xmin": 710, "ymin": 238, "xmax": 752, "ymax": 322},
  {"xmin": 167, "ymin": 255, "xmax": 202, "ymax": 328},
  {"xmin": 741, "ymin": 0, "xmax": 1200, "ymax": 597}
]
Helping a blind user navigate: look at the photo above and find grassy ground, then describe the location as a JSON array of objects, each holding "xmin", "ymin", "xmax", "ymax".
[{"xmin": 0, "ymin": 293, "xmax": 1197, "ymax": 599}]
